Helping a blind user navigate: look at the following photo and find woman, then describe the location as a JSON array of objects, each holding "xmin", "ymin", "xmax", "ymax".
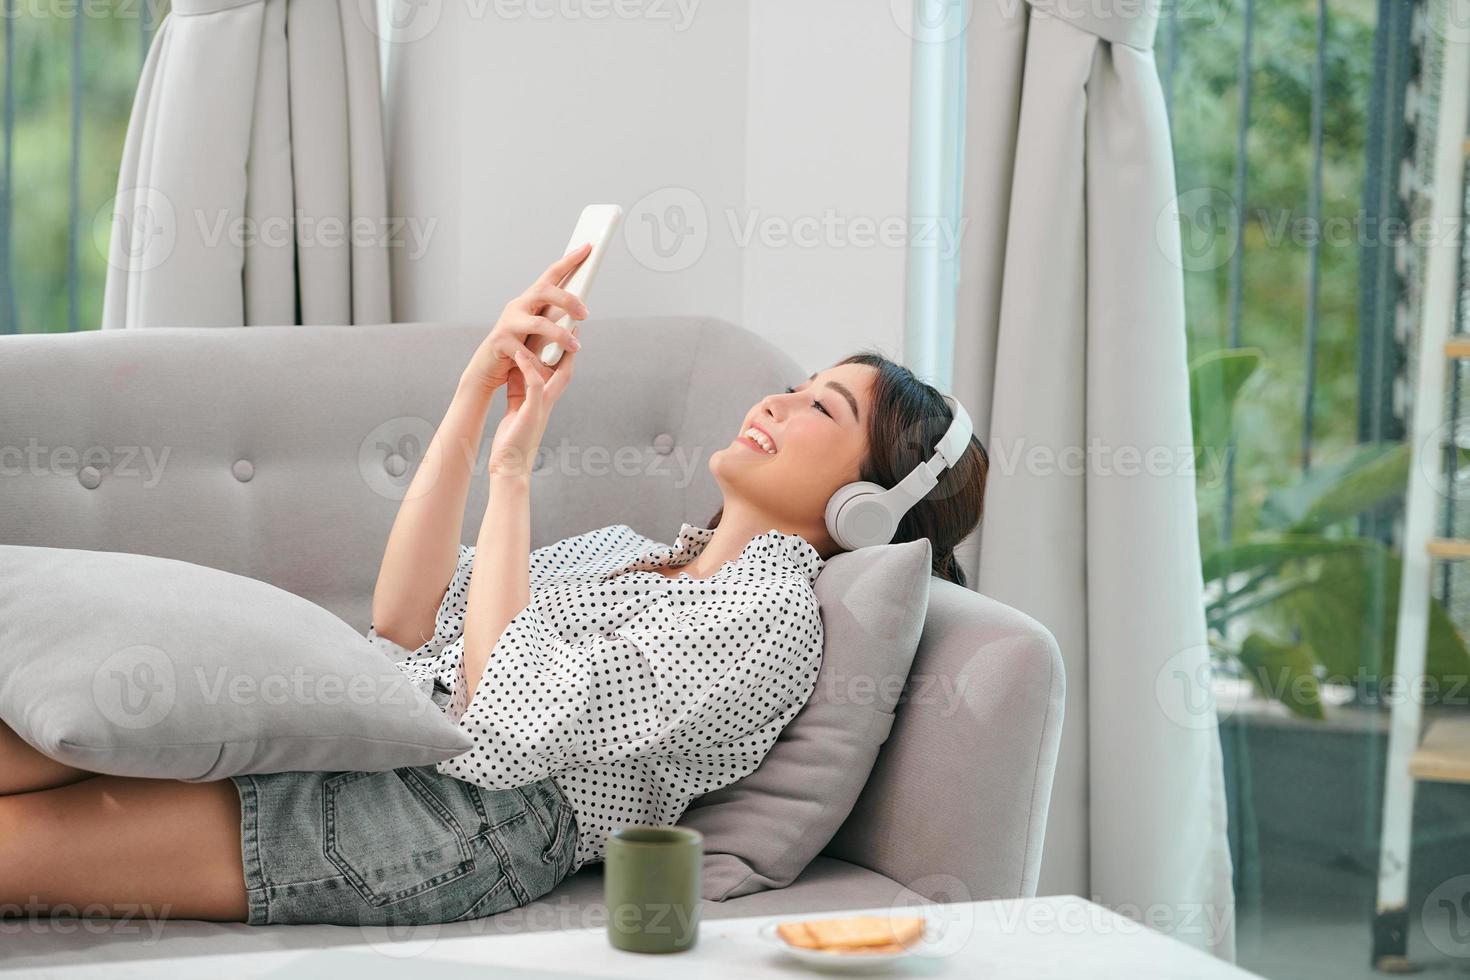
[{"xmin": 0, "ymin": 246, "xmax": 988, "ymax": 927}]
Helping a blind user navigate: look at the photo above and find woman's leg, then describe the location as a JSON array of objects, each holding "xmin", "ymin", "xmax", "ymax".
[
  {"xmin": 0, "ymin": 774, "xmax": 248, "ymax": 922},
  {"xmin": 0, "ymin": 720, "xmax": 94, "ymax": 796}
]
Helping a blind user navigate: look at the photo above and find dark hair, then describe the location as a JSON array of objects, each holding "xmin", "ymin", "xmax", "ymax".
[{"xmin": 706, "ymin": 350, "xmax": 989, "ymax": 587}]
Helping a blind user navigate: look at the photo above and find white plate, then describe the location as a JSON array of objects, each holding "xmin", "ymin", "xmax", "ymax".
[{"xmin": 757, "ymin": 919, "xmax": 937, "ymax": 971}]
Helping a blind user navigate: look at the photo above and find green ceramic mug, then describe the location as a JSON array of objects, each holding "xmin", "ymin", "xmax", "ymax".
[{"xmin": 603, "ymin": 826, "xmax": 703, "ymax": 953}]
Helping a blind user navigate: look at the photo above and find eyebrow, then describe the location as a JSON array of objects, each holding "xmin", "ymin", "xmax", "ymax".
[{"xmin": 806, "ymin": 372, "xmax": 860, "ymax": 423}]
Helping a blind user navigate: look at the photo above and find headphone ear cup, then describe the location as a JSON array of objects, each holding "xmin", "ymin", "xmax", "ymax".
[{"xmin": 825, "ymin": 481, "xmax": 899, "ymax": 551}]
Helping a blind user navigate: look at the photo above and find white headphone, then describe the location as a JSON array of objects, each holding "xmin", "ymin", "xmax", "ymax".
[{"xmin": 824, "ymin": 393, "xmax": 975, "ymax": 551}]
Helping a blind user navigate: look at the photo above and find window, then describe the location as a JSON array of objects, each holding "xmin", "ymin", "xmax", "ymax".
[
  {"xmin": 1, "ymin": 0, "xmax": 163, "ymax": 334},
  {"xmin": 1162, "ymin": 0, "xmax": 1470, "ymax": 974}
]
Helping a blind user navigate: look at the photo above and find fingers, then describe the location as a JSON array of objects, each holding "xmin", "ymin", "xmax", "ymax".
[
  {"xmin": 498, "ymin": 312, "xmax": 581, "ymax": 355},
  {"xmin": 505, "ymin": 339, "xmax": 535, "ymax": 365},
  {"xmin": 512, "ymin": 347, "xmax": 550, "ymax": 390},
  {"xmin": 536, "ymin": 241, "xmax": 592, "ymax": 288},
  {"xmin": 522, "ymin": 283, "xmax": 588, "ymax": 321},
  {"xmin": 540, "ymin": 305, "xmax": 573, "ymax": 326},
  {"xmin": 527, "ymin": 314, "xmax": 581, "ymax": 352},
  {"xmin": 544, "ymin": 347, "xmax": 576, "ymax": 401},
  {"xmin": 514, "ymin": 346, "xmax": 575, "ymax": 408},
  {"xmin": 513, "ymin": 349, "xmax": 549, "ymax": 417}
]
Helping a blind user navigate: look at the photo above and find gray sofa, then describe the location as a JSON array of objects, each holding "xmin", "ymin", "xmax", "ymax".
[{"xmin": 0, "ymin": 317, "xmax": 1064, "ymax": 969}]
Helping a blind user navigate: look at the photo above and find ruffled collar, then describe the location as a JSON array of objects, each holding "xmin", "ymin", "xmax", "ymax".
[{"xmin": 610, "ymin": 522, "xmax": 825, "ymax": 586}]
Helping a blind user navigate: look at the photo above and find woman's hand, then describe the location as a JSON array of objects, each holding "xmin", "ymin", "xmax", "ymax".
[
  {"xmin": 462, "ymin": 243, "xmax": 592, "ymax": 396},
  {"xmin": 487, "ymin": 346, "xmax": 576, "ymax": 478}
]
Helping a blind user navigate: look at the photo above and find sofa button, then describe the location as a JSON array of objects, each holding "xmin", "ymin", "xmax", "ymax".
[
  {"xmin": 383, "ymin": 453, "xmax": 408, "ymax": 478},
  {"xmin": 232, "ymin": 459, "xmax": 255, "ymax": 482},
  {"xmin": 533, "ymin": 451, "xmax": 547, "ymax": 472},
  {"xmin": 653, "ymin": 433, "xmax": 675, "ymax": 456},
  {"xmin": 78, "ymin": 465, "xmax": 102, "ymax": 489}
]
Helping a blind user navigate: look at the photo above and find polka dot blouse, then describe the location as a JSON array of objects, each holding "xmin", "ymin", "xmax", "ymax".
[{"xmin": 366, "ymin": 521, "xmax": 826, "ymax": 872}]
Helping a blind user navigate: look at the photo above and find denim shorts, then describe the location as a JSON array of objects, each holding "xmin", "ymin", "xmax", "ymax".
[{"xmin": 228, "ymin": 766, "xmax": 577, "ymax": 926}]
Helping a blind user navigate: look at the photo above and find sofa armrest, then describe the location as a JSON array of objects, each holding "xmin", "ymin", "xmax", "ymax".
[{"xmin": 822, "ymin": 578, "xmax": 1065, "ymax": 903}]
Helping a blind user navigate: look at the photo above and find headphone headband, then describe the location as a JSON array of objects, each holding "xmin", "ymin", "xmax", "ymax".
[{"xmin": 931, "ymin": 395, "xmax": 973, "ymax": 467}]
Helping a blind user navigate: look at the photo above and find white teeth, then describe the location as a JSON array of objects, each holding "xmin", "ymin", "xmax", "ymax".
[{"xmin": 743, "ymin": 427, "xmax": 776, "ymax": 454}]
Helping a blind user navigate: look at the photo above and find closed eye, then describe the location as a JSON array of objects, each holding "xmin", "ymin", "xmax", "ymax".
[{"xmin": 785, "ymin": 385, "xmax": 833, "ymax": 419}]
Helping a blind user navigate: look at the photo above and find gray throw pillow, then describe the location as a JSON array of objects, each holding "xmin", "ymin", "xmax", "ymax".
[
  {"xmin": 680, "ymin": 537, "xmax": 932, "ymax": 900},
  {"xmin": 0, "ymin": 546, "xmax": 471, "ymax": 780}
]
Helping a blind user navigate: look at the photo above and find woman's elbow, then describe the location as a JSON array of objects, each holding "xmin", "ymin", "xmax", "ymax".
[{"xmin": 368, "ymin": 606, "xmax": 433, "ymax": 652}]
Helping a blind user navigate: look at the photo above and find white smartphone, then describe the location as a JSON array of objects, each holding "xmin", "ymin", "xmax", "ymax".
[{"xmin": 540, "ymin": 204, "xmax": 623, "ymax": 366}]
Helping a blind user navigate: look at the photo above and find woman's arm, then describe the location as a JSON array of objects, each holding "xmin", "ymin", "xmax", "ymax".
[
  {"xmin": 370, "ymin": 245, "xmax": 591, "ymax": 651},
  {"xmin": 461, "ymin": 471, "xmax": 532, "ymax": 691},
  {"xmin": 460, "ymin": 340, "xmax": 579, "ymax": 698},
  {"xmin": 369, "ymin": 378, "xmax": 495, "ymax": 651}
]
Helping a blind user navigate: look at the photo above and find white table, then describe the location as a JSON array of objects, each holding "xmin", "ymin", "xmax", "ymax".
[{"xmin": 6, "ymin": 896, "xmax": 1261, "ymax": 979}]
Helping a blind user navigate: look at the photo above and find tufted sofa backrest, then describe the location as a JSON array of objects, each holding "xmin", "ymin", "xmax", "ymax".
[{"xmin": 0, "ymin": 317, "xmax": 805, "ymax": 629}]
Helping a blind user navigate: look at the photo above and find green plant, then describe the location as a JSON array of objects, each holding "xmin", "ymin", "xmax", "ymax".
[{"xmin": 1194, "ymin": 348, "xmax": 1470, "ymax": 719}]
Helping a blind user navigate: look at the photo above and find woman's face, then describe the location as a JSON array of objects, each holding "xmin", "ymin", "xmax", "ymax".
[{"xmin": 709, "ymin": 362, "xmax": 877, "ymax": 549}]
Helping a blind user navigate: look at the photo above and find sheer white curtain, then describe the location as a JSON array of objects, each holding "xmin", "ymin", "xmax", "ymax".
[
  {"xmin": 102, "ymin": 0, "xmax": 391, "ymax": 328},
  {"xmin": 947, "ymin": 0, "xmax": 1236, "ymax": 958}
]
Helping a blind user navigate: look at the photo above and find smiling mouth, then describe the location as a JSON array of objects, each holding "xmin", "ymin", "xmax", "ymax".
[
  {"xmin": 736, "ymin": 431, "xmax": 777, "ymax": 455},
  {"xmin": 739, "ymin": 425, "xmax": 777, "ymax": 454}
]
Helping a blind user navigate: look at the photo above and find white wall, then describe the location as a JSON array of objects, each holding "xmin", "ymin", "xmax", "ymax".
[
  {"xmin": 741, "ymin": 0, "xmax": 913, "ymax": 372},
  {"xmin": 383, "ymin": 0, "xmax": 913, "ymax": 374}
]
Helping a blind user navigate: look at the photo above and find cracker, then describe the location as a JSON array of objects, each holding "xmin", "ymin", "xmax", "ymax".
[
  {"xmin": 776, "ymin": 921, "xmax": 821, "ymax": 949},
  {"xmin": 802, "ymin": 915, "xmax": 925, "ymax": 949}
]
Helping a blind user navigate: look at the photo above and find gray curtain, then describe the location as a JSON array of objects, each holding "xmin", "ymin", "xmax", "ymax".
[
  {"xmin": 102, "ymin": 0, "xmax": 391, "ymax": 329},
  {"xmin": 951, "ymin": 0, "xmax": 1236, "ymax": 959}
]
